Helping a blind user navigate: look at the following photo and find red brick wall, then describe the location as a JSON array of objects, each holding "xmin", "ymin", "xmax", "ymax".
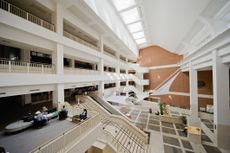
[{"xmin": 139, "ymin": 45, "xmax": 213, "ymax": 109}]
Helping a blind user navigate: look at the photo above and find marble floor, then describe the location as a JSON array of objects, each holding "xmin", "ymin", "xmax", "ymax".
[{"xmin": 114, "ymin": 105, "xmax": 223, "ymax": 153}]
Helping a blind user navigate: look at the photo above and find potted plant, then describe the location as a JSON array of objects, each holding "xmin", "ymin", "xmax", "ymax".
[
  {"xmin": 181, "ymin": 116, "xmax": 187, "ymax": 125},
  {"xmin": 159, "ymin": 103, "xmax": 164, "ymax": 115}
]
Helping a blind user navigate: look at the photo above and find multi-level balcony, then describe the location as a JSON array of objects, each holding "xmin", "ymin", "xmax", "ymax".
[
  {"xmin": 0, "ymin": 58, "xmax": 55, "ymax": 74},
  {"xmin": 64, "ymin": 67, "xmax": 99, "ymax": 75},
  {"xmin": 0, "ymin": 0, "xmax": 54, "ymax": 31},
  {"xmin": 63, "ymin": 31, "xmax": 99, "ymax": 51}
]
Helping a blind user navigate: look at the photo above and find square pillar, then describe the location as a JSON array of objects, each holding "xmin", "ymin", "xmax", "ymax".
[
  {"xmin": 53, "ymin": 84, "xmax": 64, "ymax": 106},
  {"xmin": 52, "ymin": 44, "xmax": 64, "ymax": 74},
  {"xmin": 98, "ymin": 35, "xmax": 104, "ymax": 53},
  {"xmin": 116, "ymin": 53, "xmax": 120, "ymax": 92},
  {"xmin": 71, "ymin": 59, "xmax": 75, "ymax": 68},
  {"xmin": 98, "ymin": 58, "xmax": 104, "ymax": 96},
  {"xmin": 20, "ymin": 49, "xmax": 30, "ymax": 62},
  {"xmin": 189, "ymin": 63, "xmax": 198, "ymax": 119},
  {"xmin": 212, "ymin": 50, "xmax": 230, "ymax": 149},
  {"xmin": 55, "ymin": 1, "xmax": 63, "ymax": 35}
]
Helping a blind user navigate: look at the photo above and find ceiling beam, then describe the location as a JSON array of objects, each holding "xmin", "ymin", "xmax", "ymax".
[
  {"xmin": 119, "ymin": 2, "xmax": 142, "ymax": 13},
  {"xmin": 198, "ymin": 16, "xmax": 228, "ymax": 37},
  {"xmin": 126, "ymin": 18, "xmax": 144, "ymax": 26}
]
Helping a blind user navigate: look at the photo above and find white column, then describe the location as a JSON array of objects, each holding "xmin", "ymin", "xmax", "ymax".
[
  {"xmin": 55, "ymin": 1, "xmax": 63, "ymax": 35},
  {"xmin": 189, "ymin": 63, "xmax": 198, "ymax": 119},
  {"xmin": 71, "ymin": 59, "xmax": 75, "ymax": 68},
  {"xmin": 24, "ymin": 94, "xmax": 31, "ymax": 104},
  {"xmin": 116, "ymin": 53, "xmax": 120, "ymax": 93},
  {"xmin": 98, "ymin": 36, "xmax": 104, "ymax": 96},
  {"xmin": 20, "ymin": 49, "xmax": 30, "ymax": 62},
  {"xmin": 98, "ymin": 36, "xmax": 104, "ymax": 52},
  {"xmin": 212, "ymin": 50, "xmax": 230, "ymax": 149},
  {"xmin": 53, "ymin": 84, "xmax": 65, "ymax": 106},
  {"xmin": 126, "ymin": 59, "xmax": 129, "ymax": 88},
  {"xmin": 52, "ymin": 44, "xmax": 64, "ymax": 74}
]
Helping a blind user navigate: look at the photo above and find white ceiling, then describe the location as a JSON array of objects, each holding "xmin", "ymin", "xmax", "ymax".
[
  {"xmin": 142, "ymin": 0, "xmax": 230, "ymax": 54},
  {"xmin": 143, "ymin": 0, "xmax": 210, "ymax": 52},
  {"xmin": 112, "ymin": 0, "xmax": 230, "ymax": 55}
]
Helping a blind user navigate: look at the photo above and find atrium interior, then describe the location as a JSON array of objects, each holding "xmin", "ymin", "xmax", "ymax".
[{"xmin": 0, "ymin": 0, "xmax": 230, "ymax": 153}]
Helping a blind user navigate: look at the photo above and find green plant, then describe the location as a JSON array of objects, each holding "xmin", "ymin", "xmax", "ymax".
[
  {"xmin": 159, "ymin": 103, "xmax": 164, "ymax": 115},
  {"xmin": 181, "ymin": 116, "xmax": 187, "ymax": 125}
]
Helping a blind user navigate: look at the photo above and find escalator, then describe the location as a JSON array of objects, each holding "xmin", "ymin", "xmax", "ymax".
[{"xmin": 88, "ymin": 92, "xmax": 122, "ymax": 116}]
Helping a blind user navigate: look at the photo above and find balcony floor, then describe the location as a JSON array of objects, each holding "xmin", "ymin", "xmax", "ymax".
[{"xmin": 0, "ymin": 119, "xmax": 76, "ymax": 153}]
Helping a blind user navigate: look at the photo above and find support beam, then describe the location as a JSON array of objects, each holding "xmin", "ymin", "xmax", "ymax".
[
  {"xmin": 53, "ymin": 44, "xmax": 64, "ymax": 74},
  {"xmin": 116, "ymin": 53, "xmax": 120, "ymax": 93},
  {"xmin": 212, "ymin": 50, "xmax": 230, "ymax": 150},
  {"xmin": 55, "ymin": 0, "xmax": 63, "ymax": 35},
  {"xmin": 53, "ymin": 84, "xmax": 64, "ymax": 106},
  {"xmin": 189, "ymin": 63, "xmax": 198, "ymax": 119},
  {"xmin": 198, "ymin": 16, "xmax": 228, "ymax": 37}
]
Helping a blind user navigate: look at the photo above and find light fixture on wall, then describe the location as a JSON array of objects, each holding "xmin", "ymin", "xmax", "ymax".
[{"xmin": 168, "ymin": 95, "xmax": 172, "ymax": 100}]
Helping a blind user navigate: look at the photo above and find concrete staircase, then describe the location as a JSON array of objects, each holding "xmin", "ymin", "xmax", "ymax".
[
  {"xmin": 102, "ymin": 120, "xmax": 146, "ymax": 153},
  {"xmin": 79, "ymin": 96, "xmax": 149, "ymax": 153}
]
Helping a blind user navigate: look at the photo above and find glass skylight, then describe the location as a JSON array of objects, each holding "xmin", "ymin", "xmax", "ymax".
[
  {"xmin": 113, "ymin": 0, "xmax": 136, "ymax": 11},
  {"xmin": 133, "ymin": 31, "xmax": 145, "ymax": 39},
  {"xmin": 136, "ymin": 38, "xmax": 146, "ymax": 44},
  {"xmin": 120, "ymin": 8, "xmax": 140, "ymax": 24},
  {"xmin": 128, "ymin": 22, "xmax": 143, "ymax": 33}
]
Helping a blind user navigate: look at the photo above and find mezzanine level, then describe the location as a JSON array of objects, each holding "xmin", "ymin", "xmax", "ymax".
[
  {"xmin": 0, "ymin": 0, "xmax": 54, "ymax": 31},
  {"xmin": 0, "ymin": 58, "xmax": 55, "ymax": 74},
  {"xmin": 63, "ymin": 31, "xmax": 99, "ymax": 52}
]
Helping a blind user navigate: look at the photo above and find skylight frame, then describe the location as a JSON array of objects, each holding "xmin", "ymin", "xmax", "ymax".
[
  {"xmin": 112, "ymin": 0, "xmax": 147, "ymax": 47},
  {"xmin": 136, "ymin": 37, "xmax": 146, "ymax": 44},
  {"xmin": 128, "ymin": 22, "xmax": 143, "ymax": 33},
  {"xmin": 133, "ymin": 31, "xmax": 145, "ymax": 39},
  {"xmin": 120, "ymin": 7, "xmax": 141, "ymax": 24},
  {"xmin": 112, "ymin": 0, "xmax": 136, "ymax": 11}
]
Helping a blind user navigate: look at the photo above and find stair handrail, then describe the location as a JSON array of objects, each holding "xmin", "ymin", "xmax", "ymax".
[
  {"xmin": 109, "ymin": 114, "xmax": 148, "ymax": 144},
  {"xmin": 153, "ymin": 68, "xmax": 180, "ymax": 91},
  {"xmin": 102, "ymin": 130, "xmax": 131, "ymax": 153},
  {"xmin": 128, "ymin": 74, "xmax": 148, "ymax": 85},
  {"xmin": 29, "ymin": 111, "xmax": 100, "ymax": 153},
  {"xmin": 81, "ymin": 96, "xmax": 148, "ymax": 144},
  {"xmin": 103, "ymin": 119, "xmax": 146, "ymax": 150}
]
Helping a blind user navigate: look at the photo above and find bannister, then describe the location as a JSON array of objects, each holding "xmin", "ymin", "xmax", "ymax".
[
  {"xmin": 0, "ymin": 0, "xmax": 55, "ymax": 31},
  {"xmin": 102, "ymin": 130, "xmax": 131, "ymax": 153},
  {"xmin": 0, "ymin": 58, "xmax": 55, "ymax": 74},
  {"xmin": 102, "ymin": 119, "xmax": 146, "ymax": 151},
  {"xmin": 29, "ymin": 111, "xmax": 100, "ymax": 153},
  {"xmin": 128, "ymin": 74, "xmax": 149, "ymax": 85},
  {"xmin": 64, "ymin": 67, "xmax": 100, "ymax": 75},
  {"xmin": 81, "ymin": 95, "xmax": 148, "ymax": 144},
  {"xmin": 63, "ymin": 31, "xmax": 99, "ymax": 51},
  {"xmin": 109, "ymin": 115, "xmax": 148, "ymax": 144},
  {"xmin": 154, "ymin": 68, "xmax": 180, "ymax": 91}
]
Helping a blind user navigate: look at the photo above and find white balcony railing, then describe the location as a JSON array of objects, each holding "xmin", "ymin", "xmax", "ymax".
[
  {"xmin": 0, "ymin": 58, "xmax": 55, "ymax": 74},
  {"xmin": 64, "ymin": 67, "xmax": 100, "ymax": 75},
  {"xmin": 0, "ymin": 0, "xmax": 55, "ymax": 31},
  {"xmin": 29, "ymin": 111, "xmax": 100, "ymax": 153},
  {"xmin": 63, "ymin": 31, "xmax": 99, "ymax": 51}
]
